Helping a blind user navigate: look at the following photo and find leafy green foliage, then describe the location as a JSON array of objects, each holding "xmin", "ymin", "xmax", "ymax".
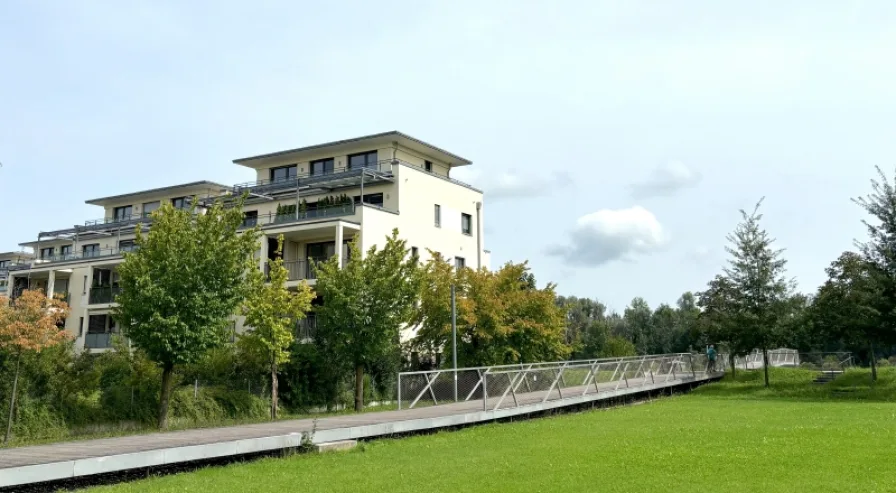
[
  {"xmin": 413, "ymin": 257, "xmax": 568, "ymax": 367},
  {"xmin": 314, "ymin": 229, "xmax": 420, "ymax": 411},
  {"xmin": 114, "ymin": 196, "xmax": 260, "ymax": 428},
  {"xmin": 241, "ymin": 235, "xmax": 315, "ymax": 419}
]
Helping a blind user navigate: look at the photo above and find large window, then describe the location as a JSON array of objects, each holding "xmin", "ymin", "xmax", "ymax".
[
  {"xmin": 353, "ymin": 193, "xmax": 384, "ymax": 207},
  {"xmin": 171, "ymin": 197, "xmax": 187, "ymax": 209},
  {"xmin": 434, "ymin": 204, "xmax": 441, "ymax": 228},
  {"xmin": 243, "ymin": 210, "xmax": 258, "ymax": 227},
  {"xmin": 60, "ymin": 245, "xmax": 73, "ymax": 259},
  {"xmin": 310, "ymin": 158, "xmax": 335, "ymax": 176},
  {"xmin": 82, "ymin": 244, "xmax": 100, "ymax": 258},
  {"xmin": 270, "ymin": 165, "xmax": 297, "ymax": 183},
  {"xmin": 142, "ymin": 201, "xmax": 160, "ymax": 217},
  {"xmin": 348, "ymin": 151, "xmax": 378, "ymax": 170},
  {"xmin": 461, "ymin": 213, "xmax": 472, "ymax": 235},
  {"xmin": 0, "ymin": 260, "xmax": 8, "ymax": 268},
  {"xmin": 113, "ymin": 205, "xmax": 133, "ymax": 221},
  {"xmin": 119, "ymin": 240, "xmax": 136, "ymax": 252},
  {"xmin": 455, "ymin": 257, "xmax": 466, "ymax": 270},
  {"xmin": 40, "ymin": 247, "xmax": 54, "ymax": 260}
]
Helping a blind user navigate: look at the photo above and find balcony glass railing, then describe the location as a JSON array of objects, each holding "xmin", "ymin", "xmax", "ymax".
[
  {"xmin": 264, "ymin": 256, "xmax": 349, "ymax": 281},
  {"xmin": 85, "ymin": 333, "xmax": 116, "ymax": 349},
  {"xmin": 89, "ymin": 286, "xmax": 122, "ymax": 304},
  {"xmin": 241, "ymin": 203, "xmax": 355, "ymax": 229},
  {"xmin": 37, "ymin": 246, "xmax": 138, "ymax": 264}
]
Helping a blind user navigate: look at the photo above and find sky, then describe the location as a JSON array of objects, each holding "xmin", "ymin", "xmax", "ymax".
[{"xmin": 1, "ymin": 0, "xmax": 894, "ymax": 312}]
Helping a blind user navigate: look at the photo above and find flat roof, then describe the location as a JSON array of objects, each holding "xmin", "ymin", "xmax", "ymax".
[
  {"xmin": 85, "ymin": 180, "xmax": 231, "ymax": 206},
  {"xmin": 0, "ymin": 251, "xmax": 34, "ymax": 258},
  {"xmin": 232, "ymin": 131, "xmax": 473, "ymax": 167}
]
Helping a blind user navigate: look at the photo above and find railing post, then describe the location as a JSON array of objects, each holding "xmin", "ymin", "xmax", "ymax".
[
  {"xmin": 397, "ymin": 374, "xmax": 402, "ymax": 411},
  {"xmin": 482, "ymin": 371, "xmax": 488, "ymax": 411},
  {"xmin": 689, "ymin": 354, "xmax": 696, "ymax": 379}
]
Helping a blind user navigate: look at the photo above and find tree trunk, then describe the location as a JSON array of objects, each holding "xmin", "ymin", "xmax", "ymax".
[
  {"xmin": 158, "ymin": 364, "xmax": 175, "ymax": 430},
  {"xmin": 870, "ymin": 342, "xmax": 877, "ymax": 383},
  {"xmin": 270, "ymin": 360, "xmax": 279, "ymax": 420},
  {"xmin": 4, "ymin": 352, "xmax": 22, "ymax": 445},
  {"xmin": 354, "ymin": 365, "xmax": 364, "ymax": 412},
  {"xmin": 762, "ymin": 347, "xmax": 770, "ymax": 388}
]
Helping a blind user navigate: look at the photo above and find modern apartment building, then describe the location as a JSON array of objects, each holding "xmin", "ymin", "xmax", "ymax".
[
  {"xmin": 6, "ymin": 131, "xmax": 488, "ymax": 352},
  {"xmin": 0, "ymin": 251, "xmax": 35, "ymax": 297}
]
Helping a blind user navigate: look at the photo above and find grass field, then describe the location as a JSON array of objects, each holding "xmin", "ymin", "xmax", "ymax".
[{"xmin": 82, "ymin": 368, "xmax": 896, "ymax": 493}]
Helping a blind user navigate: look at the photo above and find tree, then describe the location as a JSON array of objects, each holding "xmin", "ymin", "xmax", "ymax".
[
  {"xmin": 622, "ymin": 297, "xmax": 652, "ymax": 354},
  {"xmin": 555, "ymin": 296, "xmax": 608, "ymax": 358},
  {"xmin": 413, "ymin": 258, "xmax": 569, "ymax": 367},
  {"xmin": 811, "ymin": 251, "xmax": 886, "ymax": 380},
  {"xmin": 0, "ymin": 290, "xmax": 70, "ymax": 443},
  {"xmin": 674, "ymin": 292, "xmax": 701, "ymax": 352},
  {"xmin": 114, "ymin": 197, "xmax": 260, "ymax": 429},
  {"xmin": 314, "ymin": 230, "xmax": 420, "ymax": 411},
  {"xmin": 600, "ymin": 336, "xmax": 637, "ymax": 358},
  {"xmin": 852, "ymin": 165, "xmax": 896, "ymax": 378},
  {"xmin": 649, "ymin": 303, "xmax": 677, "ymax": 354},
  {"xmin": 721, "ymin": 199, "xmax": 793, "ymax": 387},
  {"xmin": 241, "ymin": 235, "xmax": 314, "ymax": 419}
]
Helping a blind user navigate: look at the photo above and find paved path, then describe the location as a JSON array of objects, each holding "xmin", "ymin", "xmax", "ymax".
[{"xmin": 0, "ymin": 371, "xmax": 718, "ymax": 488}]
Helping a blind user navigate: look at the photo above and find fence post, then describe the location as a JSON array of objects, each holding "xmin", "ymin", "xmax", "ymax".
[{"xmin": 397, "ymin": 374, "xmax": 402, "ymax": 411}]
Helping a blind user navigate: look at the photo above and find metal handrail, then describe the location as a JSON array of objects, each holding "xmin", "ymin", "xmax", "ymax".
[
  {"xmin": 37, "ymin": 246, "xmax": 138, "ymax": 264},
  {"xmin": 241, "ymin": 203, "xmax": 356, "ymax": 229},
  {"xmin": 397, "ymin": 353, "xmax": 706, "ymax": 411}
]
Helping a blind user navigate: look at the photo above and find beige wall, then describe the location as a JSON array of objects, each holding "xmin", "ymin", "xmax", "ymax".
[{"xmin": 98, "ymin": 184, "xmax": 227, "ymax": 219}]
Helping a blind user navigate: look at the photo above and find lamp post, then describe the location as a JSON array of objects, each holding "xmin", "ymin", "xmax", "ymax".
[{"xmin": 451, "ymin": 284, "xmax": 457, "ymax": 402}]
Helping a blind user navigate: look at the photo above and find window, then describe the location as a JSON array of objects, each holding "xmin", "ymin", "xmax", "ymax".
[
  {"xmin": 79, "ymin": 317, "xmax": 84, "ymax": 337},
  {"xmin": 306, "ymin": 241, "xmax": 336, "ymax": 260},
  {"xmin": 411, "ymin": 247, "xmax": 419, "ymax": 259},
  {"xmin": 348, "ymin": 151, "xmax": 378, "ymax": 170},
  {"xmin": 243, "ymin": 210, "xmax": 258, "ymax": 227},
  {"xmin": 270, "ymin": 165, "xmax": 297, "ymax": 183},
  {"xmin": 353, "ymin": 193, "xmax": 384, "ymax": 207},
  {"xmin": 461, "ymin": 213, "xmax": 472, "ymax": 235},
  {"xmin": 142, "ymin": 201, "xmax": 160, "ymax": 217},
  {"xmin": 119, "ymin": 240, "xmax": 136, "ymax": 252},
  {"xmin": 113, "ymin": 205, "xmax": 133, "ymax": 221},
  {"xmin": 434, "ymin": 204, "xmax": 441, "ymax": 227},
  {"xmin": 171, "ymin": 197, "xmax": 187, "ymax": 209},
  {"xmin": 60, "ymin": 245, "xmax": 73, "ymax": 259},
  {"xmin": 40, "ymin": 247, "xmax": 54, "ymax": 260},
  {"xmin": 310, "ymin": 158, "xmax": 335, "ymax": 176},
  {"xmin": 455, "ymin": 257, "xmax": 466, "ymax": 270},
  {"xmin": 82, "ymin": 244, "xmax": 100, "ymax": 258},
  {"xmin": 424, "ymin": 160, "xmax": 433, "ymax": 172},
  {"xmin": 83, "ymin": 275, "xmax": 88, "ymax": 294},
  {"xmin": 0, "ymin": 260, "xmax": 9, "ymax": 268}
]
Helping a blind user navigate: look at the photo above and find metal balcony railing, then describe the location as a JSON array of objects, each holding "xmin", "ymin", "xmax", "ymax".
[
  {"xmin": 89, "ymin": 286, "xmax": 122, "ymax": 304},
  {"xmin": 233, "ymin": 161, "xmax": 394, "ymax": 196},
  {"xmin": 241, "ymin": 203, "xmax": 356, "ymax": 229},
  {"xmin": 265, "ymin": 257, "xmax": 348, "ymax": 281}
]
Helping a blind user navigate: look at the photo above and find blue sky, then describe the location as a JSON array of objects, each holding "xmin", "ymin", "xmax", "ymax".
[{"xmin": 1, "ymin": 0, "xmax": 894, "ymax": 311}]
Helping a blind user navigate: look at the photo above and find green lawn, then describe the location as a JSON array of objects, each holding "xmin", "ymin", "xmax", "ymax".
[{"xmin": 85, "ymin": 369, "xmax": 896, "ymax": 493}]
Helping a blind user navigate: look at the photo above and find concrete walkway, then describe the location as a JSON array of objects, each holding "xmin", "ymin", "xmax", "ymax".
[{"xmin": 0, "ymin": 371, "xmax": 718, "ymax": 488}]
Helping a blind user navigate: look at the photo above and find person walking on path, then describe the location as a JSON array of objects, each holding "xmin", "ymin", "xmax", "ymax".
[{"xmin": 706, "ymin": 345, "xmax": 717, "ymax": 373}]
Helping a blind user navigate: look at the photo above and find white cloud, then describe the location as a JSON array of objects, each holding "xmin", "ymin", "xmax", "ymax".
[
  {"xmin": 547, "ymin": 206, "xmax": 666, "ymax": 267},
  {"xmin": 454, "ymin": 168, "xmax": 573, "ymax": 201},
  {"xmin": 629, "ymin": 161, "xmax": 701, "ymax": 199}
]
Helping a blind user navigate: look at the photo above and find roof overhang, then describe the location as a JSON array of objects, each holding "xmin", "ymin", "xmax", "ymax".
[
  {"xmin": 232, "ymin": 131, "xmax": 472, "ymax": 169},
  {"xmin": 85, "ymin": 181, "xmax": 232, "ymax": 206}
]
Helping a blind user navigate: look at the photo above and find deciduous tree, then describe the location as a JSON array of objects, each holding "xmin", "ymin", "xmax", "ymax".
[
  {"xmin": 0, "ymin": 290, "xmax": 69, "ymax": 443},
  {"xmin": 314, "ymin": 230, "xmax": 420, "ymax": 411},
  {"xmin": 115, "ymin": 197, "xmax": 259, "ymax": 429},
  {"xmin": 241, "ymin": 235, "xmax": 314, "ymax": 419}
]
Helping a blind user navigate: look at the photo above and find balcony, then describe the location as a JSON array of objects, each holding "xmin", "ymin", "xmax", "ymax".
[
  {"xmin": 233, "ymin": 161, "xmax": 395, "ymax": 197},
  {"xmin": 242, "ymin": 203, "xmax": 356, "ymax": 229},
  {"xmin": 265, "ymin": 257, "xmax": 349, "ymax": 282},
  {"xmin": 89, "ymin": 286, "xmax": 122, "ymax": 304},
  {"xmin": 85, "ymin": 332, "xmax": 115, "ymax": 349},
  {"xmin": 81, "ymin": 212, "xmax": 153, "ymax": 234},
  {"xmin": 36, "ymin": 246, "xmax": 138, "ymax": 266}
]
